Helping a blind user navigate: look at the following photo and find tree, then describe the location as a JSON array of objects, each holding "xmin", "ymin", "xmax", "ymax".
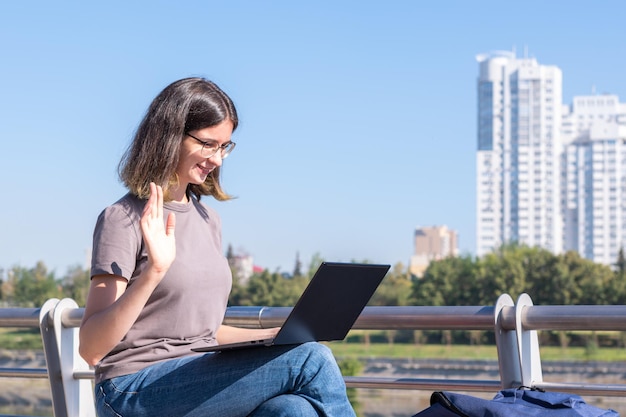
[
  {"xmin": 11, "ymin": 262, "xmax": 63, "ymax": 307},
  {"xmin": 610, "ymin": 247, "xmax": 626, "ymax": 305},
  {"xmin": 293, "ymin": 252, "xmax": 303, "ymax": 278},
  {"xmin": 367, "ymin": 262, "xmax": 410, "ymax": 345},
  {"xmin": 574, "ymin": 258, "xmax": 614, "ymax": 305},
  {"xmin": 370, "ymin": 262, "xmax": 412, "ymax": 306},
  {"xmin": 412, "ymin": 255, "xmax": 478, "ymax": 306},
  {"xmin": 234, "ymin": 269, "xmax": 307, "ymax": 307},
  {"xmin": 520, "ymin": 246, "xmax": 564, "ymax": 305},
  {"xmin": 228, "ymin": 267, "xmax": 247, "ymax": 307},
  {"xmin": 61, "ymin": 265, "xmax": 91, "ymax": 307},
  {"xmin": 475, "ymin": 243, "xmax": 527, "ymax": 304},
  {"xmin": 306, "ymin": 253, "xmax": 325, "ymax": 277},
  {"xmin": 615, "ymin": 247, "xmax": 626, "ymax": 274},
  {"xmin": 411, "ymin": 255, "xmax": 480, "ymax": 345},
  {"xmin": 226, "ymin": 244, "xmax": 235, "ymax": 261}
]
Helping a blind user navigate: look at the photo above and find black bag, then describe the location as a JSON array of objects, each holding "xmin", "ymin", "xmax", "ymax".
[{"xmin": 412, "ymin": 387, "xmax": 619, "ymax": 417}]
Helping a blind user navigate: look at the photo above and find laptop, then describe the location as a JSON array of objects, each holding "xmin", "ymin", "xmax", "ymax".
[{"xmin": 192, "ymin": 262, "xmax": 390, "ymax": 353}]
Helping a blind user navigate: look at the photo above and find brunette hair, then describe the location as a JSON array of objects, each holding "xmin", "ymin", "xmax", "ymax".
[{"xmin": 119, "ymin": 77, "xmax": 239, "ymax": 201}]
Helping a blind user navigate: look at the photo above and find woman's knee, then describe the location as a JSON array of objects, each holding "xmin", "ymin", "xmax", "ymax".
[
  {"xmin": 297, "ymin": 342, "xmax": 345, "ymax": 384},
  {"xmin": 249, "ymin": 394, "xmax": 319, "ymax": 417},
  {"xmin": 298, "ymin": 342, "xmax": 335, "ymax": 362}
]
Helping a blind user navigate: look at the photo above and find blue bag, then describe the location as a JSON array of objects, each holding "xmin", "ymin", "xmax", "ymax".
[{"xmin": 412, "ymin": 387, "xmax": 619, "ymax": 417}]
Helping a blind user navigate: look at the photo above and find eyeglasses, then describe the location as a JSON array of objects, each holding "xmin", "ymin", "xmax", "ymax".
[{"xmin": 186, "ymin": 133, "xmax": 236, "ymax": 159}]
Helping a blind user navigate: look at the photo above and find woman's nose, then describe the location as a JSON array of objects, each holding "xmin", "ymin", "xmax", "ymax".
[{"xmin": 208, "ymin": 152, "xmax": 223, "ymax": 167}]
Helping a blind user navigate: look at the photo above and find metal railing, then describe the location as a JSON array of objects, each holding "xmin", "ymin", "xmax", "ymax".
[{"xmin": 1, "ymin": 293, "xmax": 626, "ymax": 417}]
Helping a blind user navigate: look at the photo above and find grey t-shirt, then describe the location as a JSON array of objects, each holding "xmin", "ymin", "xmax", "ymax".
[{"xmin": 90, "ymin": 193, "xmax": 232, "ymax": 383}]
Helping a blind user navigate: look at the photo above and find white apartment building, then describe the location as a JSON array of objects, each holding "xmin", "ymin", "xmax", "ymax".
[
  {"xmin": 476, "ymin": 51, "xmax": 563, "ymax": 257},
  {"xmin": 476, "ymin": 51, "xmax": 626, "ymax": 266},
  {"xmin": 562, "ymin": 95, "xmax": 626, "ymax": 264}
]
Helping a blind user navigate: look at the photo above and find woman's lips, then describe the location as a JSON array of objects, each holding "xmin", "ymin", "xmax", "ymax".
[{"xmin": 197, "ymin": 164, "xmax": 214, "ymax": 175}]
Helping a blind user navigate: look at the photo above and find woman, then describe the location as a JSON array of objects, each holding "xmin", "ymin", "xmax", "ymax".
[{"xmin": 79, "ymin": 77, "xmax": 356, "ymax": 417}]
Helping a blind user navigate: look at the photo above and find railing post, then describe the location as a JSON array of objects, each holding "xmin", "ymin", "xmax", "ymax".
[
  {"xmin": 41, "ymin": 298, "xmax": 96, "ymax": 417},
  {"xmin": 515, "ymin": 293, "xmax": 543, "ymax": 387},
  {"xmin": 494, "ymin": 293, "xmax": 521, "ymax": 388},
  {"xmin": 40, "ymin": 298, "xmax": 68, "ymax": 417}
]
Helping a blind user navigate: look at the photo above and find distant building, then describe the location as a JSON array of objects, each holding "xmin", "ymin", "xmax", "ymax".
[
  {"xmin": 475, "ymin": 50, "xmax": 626, "ymax": 266},
  {"xmin": 410, "ymin": 225, "xmax": 458, "ymax": 277},
  {"xmin": 562, "ymin": 95, "xmax": 626, "ymax": 264},
  {"xmin": 228, "ymin": 254, "xmax": 254, "ymax": 284},
  {"xmin": 475, "ymin": 51, "xmax": 563, "ymax": 257}
]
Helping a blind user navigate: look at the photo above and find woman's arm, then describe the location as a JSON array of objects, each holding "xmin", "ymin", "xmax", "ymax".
[
  {"xmin": 79, "ymin": 183, "xmax": 176, "ymax": 366},
  {"xmin": 79, "ymin": 271, "xmax": 163, "ymax": 365},
  {"xmin": 216, "ymin": 325, "xmax": 281, "ymax": 345}
]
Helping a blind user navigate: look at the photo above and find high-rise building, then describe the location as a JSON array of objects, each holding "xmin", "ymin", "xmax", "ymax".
[
  {"xmin": 476, "ymin": 51, "xmax": 563, "ymax": 257},
  {"xmin": 562, "ymin": 95, "xmax": 626, "ymax": 264},
  {"xmin": 476, "ymin": 50, "xmax": 626, "ymax": 265},
  {"xmin": 410, "ymin": 225, "xmax": 458, "ymax": 277}
]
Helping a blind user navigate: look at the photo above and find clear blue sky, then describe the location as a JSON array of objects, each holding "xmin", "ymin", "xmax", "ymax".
[{"xmin": 1, "ymin": 1, "xmax": 625, "ymax": 275}]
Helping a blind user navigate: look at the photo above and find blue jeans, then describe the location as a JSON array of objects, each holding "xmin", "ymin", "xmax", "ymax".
[{"xmin": 95, "ymin": 342, "xmax": 356, "ymax": 417}]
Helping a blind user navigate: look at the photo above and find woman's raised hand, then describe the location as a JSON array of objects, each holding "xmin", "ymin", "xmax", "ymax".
[{"xmin": 140, "ymin": 182, "xmax": 176, "ymax": 276}]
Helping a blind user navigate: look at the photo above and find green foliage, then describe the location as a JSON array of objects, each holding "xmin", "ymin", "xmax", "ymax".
[
  {"xmin": 413, "ymin": 254, "xmax": 478, "ymax": 306},
  {"xmin": 337, "ymin": 356, "xmax": 364, "ymax": 376},
  {"xmin": 477, "ymin": 243, "xmax": 529, "ymax": 303},
  {"xmin": 2, "ymin": 248, "xmax": 625, "ymax": 354},
  {"xmin": 293, "ymin": 252, "xmax": 303, "ymax": 278},
  {"xmin": 0, "ymin": 262, "xmax": 90, "ymax": 308},
  {"xmin": 336, "ymin": 356, "xmax": 365, "ymax": 412},
  {"xmin": 60, "ymin": 264, "xmax": 91, "ymax": 307},
  {"xmin": 232, "ymin": 269, "xmax": 310, "ymax": 307},
  {"xmin": 0, "ymin": 328, "xmax": 43, "ymax": 349},
  {"xmin": 2, "ymin": 243, "xmax": 626, "ymax": 342},
  {"xmin": 329, "ymin": 340, "xmax": 626, "ymax": 362},
  {"xmin": 608, "ymin": 256, "xmax": 626, "ymax": 305},
  {"xmin": 413, "ymin": 243, "xmax": 624, "ymax": 307},
  {"xmin": 304, "ymin": 253, "xmax": 324, "ymax": 278},
  {"xmin": 369, "ymin": 262, "xmax": 413, "ymax": 306},
  {"xmin": 584, "ymin": 335, "xmax": 600, "ymax": 359},
  {"xmin": 4, "ymin": 262, "xmax": 63, "ymax": 307}
]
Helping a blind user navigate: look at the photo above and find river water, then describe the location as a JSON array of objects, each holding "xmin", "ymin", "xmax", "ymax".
[{"xmin": 2, "ymin": 352, "xmax": 626, "ymax": 416}]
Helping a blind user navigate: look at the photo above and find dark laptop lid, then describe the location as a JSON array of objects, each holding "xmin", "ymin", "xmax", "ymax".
[
  {"xmin": 191, "ymin": 261, "xmax": 390, "ymax": 353},
  {"xmin": 272, "ymin": 262, "xmax": 390, "ymax": 345}
]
